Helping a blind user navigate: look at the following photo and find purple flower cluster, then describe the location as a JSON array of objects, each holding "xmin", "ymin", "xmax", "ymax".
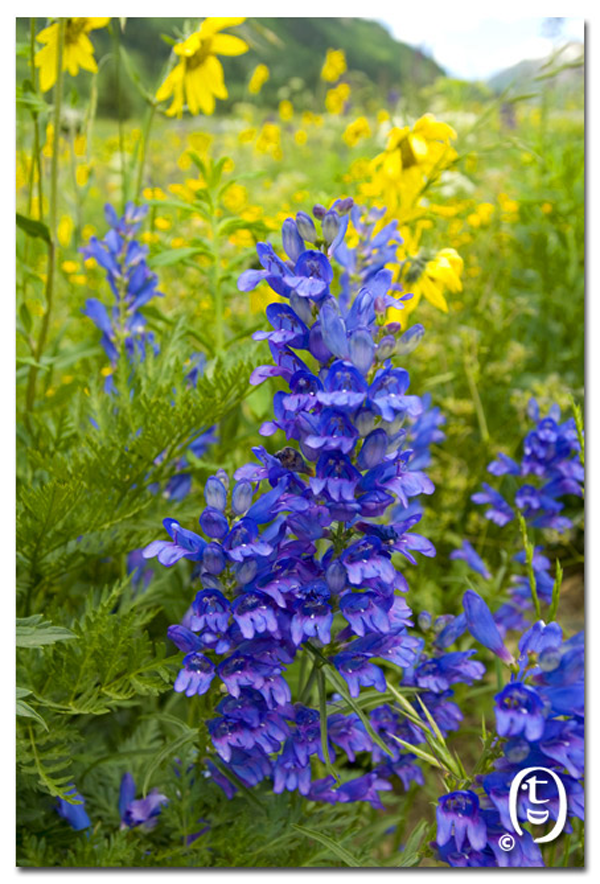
[
  {"xmin": 145, "ymin": 199, "xmax": 445, "ymax": 803},
  {"xmin": 458, "ymin": 400, "xmax": 583, "ymax": 631},
  {"xmin": 82, "ymin": 203, "xmax": 162, "ymax": 390},
  {"xmin": 82, "ymin": 204, "xmax": 217, "ymax": 511},
  {"xmin": 434, "ymin": 614, "xmax": 584, "ymax": 868},
  {"xmin": 472, "ymin": 399, "xmax": 583, "ymax": 533}
]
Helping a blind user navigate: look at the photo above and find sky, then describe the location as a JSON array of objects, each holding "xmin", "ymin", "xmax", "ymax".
[{"xmin": 380, "ymin": 16, "xmax": 584, "ymax": 81}]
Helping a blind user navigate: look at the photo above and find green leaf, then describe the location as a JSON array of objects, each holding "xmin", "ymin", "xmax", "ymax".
[
  {"xmin": 16, "ymin": 213, "xmax": 51, "ymax": 245},
  {"xmin": 16, "ymin": 615, "xmax": 76, "ymax": 648},
  {"xmin": 388, "ymin": 733, "xmax": 444, "ymax": 770},
  {"xmin": 16, "ymin": 693, "xmax": 49, "ymax": 732},
  {"xmin": 393, "ymin": 820, "xmax": 430, "ymax": 867},
  {"xmin": 317, "ymin": 667, "xmax": 340, "ymax": 783},
  {"xmin": 19, "ymin": 303, "xmax": 32, "ymax": 334},
  {"xmin": 292, "ymin": 824, "xmax": 368, "ymax": 867},
  {"xmin": 149, "ymin": 246, "xmax": 212, "ymax": 268}
]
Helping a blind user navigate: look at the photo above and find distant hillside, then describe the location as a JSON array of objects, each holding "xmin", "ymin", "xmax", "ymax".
[
  {"xmin": 487, "ymin": 41, "xmax": 584, "ymax": 94},
  {"xmin": 17, "ymin": 18, "xmax": 444, "ymax": 118}
]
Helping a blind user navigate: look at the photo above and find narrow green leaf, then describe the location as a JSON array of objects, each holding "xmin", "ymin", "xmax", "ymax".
[
  {"xmin": 149, "ymin": 246, "xmax": 211, "ymax": 268},
  {"xmin": 16, "ymin": 213, "xmax": 51, "ymax": 244},
  {"xmin": 17, "ymin": 699, "xmax": 49, "ymax": 732},
  {"xmin": 388, "ymin": 733, "xmax": 444, "ymax": 770},
  {"xmin": 316, "ymin": 667, "xmax": 340, "ymax": 783},
  {"xmin": 292, "ymin": 824, "xmax": 366, "ymax": 867}
]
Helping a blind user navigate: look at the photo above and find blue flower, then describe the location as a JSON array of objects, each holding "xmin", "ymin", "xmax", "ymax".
[
  {"xmin": 494, "ymin": 682, "xmax": 546, "ymax": 741},
  {"xmin": 119, "ymin": 772, "xmax": 168, "ymax": 830},
  {"xmin": 450, "ymin": 540, "xmax": 491, "ymax": 580},
  {"xmin": 174, "ymin": 652, "xmax": 215, "ymax": 697},
  {"xmin": 436, "ymin": 790, "xmax": 487, "ymax": 853},
  {"xmin": 463, "ymin": 590, "xmax": 515, "ymax": 665},
  {"xmin": 56, "ymin": 786, "xmax": 91, "ymax": 831}
]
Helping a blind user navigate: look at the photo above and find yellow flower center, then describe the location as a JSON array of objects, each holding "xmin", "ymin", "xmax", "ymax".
[{"xmin": 65, "ymin": 19, "xmax": 88, "ymax": 45}]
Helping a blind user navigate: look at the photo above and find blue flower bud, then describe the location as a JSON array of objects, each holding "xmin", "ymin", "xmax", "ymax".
[
  {"xmin": 296, "ymin": 211, "xmax": 317, "ymax": 242},
  {"xmin": 354, "ymin": 407, "xmax": 377, "ymax": 436},
  {"xmin": 326, "ymin": 559, "xmax": 347, "ymax": 594},
  {"xmin": 308, "ymin": 322, "xmax": 333, "ymax": 363},
  {"xmin": 349, "ymin": 328, "xmax": 375, "ymax": 374},
  {"xmin": 232, "ymin": 480, "xmax": 253, "ymax": 515},
  {"xmin": 357, "ymin": 429, "xmax": 388, "ymax": 469},
  {"xmin": 319, "ymin": 301, "xmax": 349, "ymax": 359},
  {"xmin": 203, "ymin": 542, "xmax": 226, "ymax": 574},
  {"xmin": 236, "ymin": 558, "xmax": 257, "ymax": 585},
  {"xmin": 216, "ymin": 468, "xmax": 229, "ymax": 490},
  {"xmin": 199, "ymin": 507, "xmax": 229, "ymax": 540},
  {"xmin": 463, "ymin": 590, "xmax": 515, "ymax": 665},
  {"xmin": 167, "ymin": 624, "xmax": 202, "ymax": 653},
  {"xmin": 397, "ymin": 324, "xmax": 425, "ymax": 356},
  {"xmin": 312, "ymin": 204, "xmax": 326, "ymax": 220},
  {"xmin": 376, "ymin": 335, "xmax": 396, "ymax": 361},
  {"xmin": 205, "ymin": 476, "xmax": 227, "ymax": 510},
  {"xmin": 418, "ymin": 611, "xmax": 432, "ymax": 631},
  {"xmin": 290, "ymin": 291, "xmax": 313, "ymax": 325},
  {"xmin": 322, "ymin": 210, "xmax": 340, "ymax": 245},
  {"xmin": 282, "ymin": 218, "xmax": 305, "ymax": 262},
  {"xmin": 334, "ymin": 197, "xmax": 354, "ymax": 215}
]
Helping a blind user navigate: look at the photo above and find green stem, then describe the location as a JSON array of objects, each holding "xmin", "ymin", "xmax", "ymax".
[
  {"xmin": 463, "ymin": 346, "xmax": 489, "ymax": 444},
  {"xmin": 518, "ymin": 513, "xmax": 542, "ymax": 621},
  {"xmin": 111, "ymin": 20, "xmax": 126, "ymax": 210},
  {"xmin": 317, "ymin": 667, "xmax": 339, "ymax": 782},
  {"xmin": 211, "ymin": 210, "xmax": 224, "ymax": 352},
  {"xmin": 135, "ymin": 103, "xmax": 156, "ymax": 197},
  {"xmin": 25, "ymin": 17, "xmax": 65, "ymax": 413}
]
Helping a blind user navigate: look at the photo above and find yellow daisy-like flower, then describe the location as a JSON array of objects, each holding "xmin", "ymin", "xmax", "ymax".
[
  {"xmin": 342, "ymin": 116, "xmax": 371, "ymax": 148},
  {"xmin": 325, "ymin": 83, "xmax": 350, "ymax": 115},
  {"xmin": 156, "ymin": 18, "xmax": 248, "ymax": 118},
  {"xmin": 321, "ymin": 49, "xmax": 347, "ymax": 83},
  {"xmin": 279, "ymin": 100, "xmax": 294, "ymax": 122},
  {"xmin": 35, "ymin": 18, "xmax": 110, "ymax": 93},
  {"xmin": 248, "ymin": 63, "xmax": 269, "ymax": 95},
  {"xmin": 366, "ymin": 114, "xmax": 457, "ymax": 218},
  {"xmin": 391, "ymin": 248, "xmax": 463, "ymax": 325}
]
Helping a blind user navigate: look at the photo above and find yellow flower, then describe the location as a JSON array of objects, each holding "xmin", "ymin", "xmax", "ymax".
[
  {"xmin": 403, "ymin": 248, "xmax": 464, "ymax": 318},
  {"xmin": 541, "ymin": 202, "xmax": 553, "ymax": 214},
  {"xmin": 156, "ymin": 18, "xmax": 248, "ymax": 117},
  {"xmin": 76, "ymin": 164, "xmax": 90, "ymax": 187},
  {"xmin": 343, "ymin": 116, "xmax": 371, "ymax": 148},
  {"xmin": 248, "ymin": 63, "xmax": 269, "ymax": 94},
  {"xmin": 58, "ymin": 215, "xmax": 74, "ymax": 248},
  {"xmin": 35, "ymin": 18, "xmax": 110, "ymax": 92},
  {"xmin": 74, "ymin": 134, "xmax": 87, "ymax": 157},
  {"xmin": 154, "ymin": 216, "xmax": 172, "ymax": 231},
  {"xmin": 367, "ymin": 114, "xmax": 457, "ymax": 220},
  {"xmin": 325, "ymin": 83, "xmax": 351, "ymax": 115},
  {"xmin": 222, "ymin": 183, "xmax": 248, "ymax": 213},
  {"xmin": 238, "ymin": 127, "xmax": 256, "ymax": 144},
  {"xmin": 475, "ymin": 202, "xmax": 495, "ymax": 225},
  {"xmin": 321, "ymin": 49, "xmax": 347, "ymax": 83},
  {"xmin": 61, "ymin": 260, "xmax": 79, "ymax": 274},
  {"xmin": 294, "ymin": 129, "xmax": 307, "ymax": 146},
  {"xmin": 279, "ymin": 100, "xmax": 294, "ymax": 122},
  {"xmin": 255, "ymin": 122, "xmax": 282, "ymax": 159}
]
